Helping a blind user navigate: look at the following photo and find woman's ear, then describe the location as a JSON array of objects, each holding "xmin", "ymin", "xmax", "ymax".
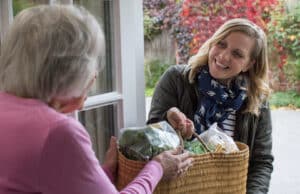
[
  {"xmin": 48, "ymin": 96, "xmax": 86, "ymax": 113},
  {"xmin": 242, "ymin": 59, "xmax": 256, "ymax": 72}
]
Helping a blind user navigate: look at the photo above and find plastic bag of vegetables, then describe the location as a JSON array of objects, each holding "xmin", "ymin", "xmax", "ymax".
[
  {"xmin": 118, "ymin": 121, "xmax": 180, "ymax": 161},
  {"xmin": 183, "ymin": 139, "xmax": 208, "ymax": 155}
]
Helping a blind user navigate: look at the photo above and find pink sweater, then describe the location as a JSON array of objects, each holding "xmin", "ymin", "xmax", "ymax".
[{"xmin": 0, "ymin": 92, "xmax": 163, "ymax": 194}]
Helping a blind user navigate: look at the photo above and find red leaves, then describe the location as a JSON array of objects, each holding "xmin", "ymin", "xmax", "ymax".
[
  {"xmin": 143, "ymin": 0, "xmax": 278, "ymax": 64},
  {"xmin": 174, "ymin": 0, "xmax": 278, "ymax": 63}
]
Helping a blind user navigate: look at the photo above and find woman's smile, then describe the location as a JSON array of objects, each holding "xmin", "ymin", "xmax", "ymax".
[
  {"xmin": 214, "ymin": 59, "xmax": 229, "ymax": 70},
  {"xmin": 208, "ymin": 31, "xmax": 255, "ymax": 84}
]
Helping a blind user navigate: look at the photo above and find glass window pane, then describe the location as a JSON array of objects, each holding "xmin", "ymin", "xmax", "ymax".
[
  {"xmin": 74, "ymin": 0, "xmax": 114, "ymax": 96},
  {"xmin": 13, "ymin": 0, "xmax": 48, "ymax": 16},
  {"xmin": 78, "ymin": 105, "xmax": 117, "ymax": 162}
]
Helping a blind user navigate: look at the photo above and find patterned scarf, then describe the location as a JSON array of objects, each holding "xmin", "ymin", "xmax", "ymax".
[{"xmin": 194, "ymin": 66, "xmax": 247, "ymax": 134}]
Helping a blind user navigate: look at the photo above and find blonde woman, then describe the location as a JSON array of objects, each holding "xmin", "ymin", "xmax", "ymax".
[
  {"xmin": 148, "ymin": 18, "xmax": 273, "ymax": 194},
  {"xmin": 0, "ymin": 5, "xmax": 193, "ymax": 194}
]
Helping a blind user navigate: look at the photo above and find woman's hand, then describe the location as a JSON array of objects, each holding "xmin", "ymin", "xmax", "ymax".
[
  {"xmin": 103, "ymin": 136, "xmax": 118, "ymax": 179},
  {"xmin": 153, "ymin": 147, "xmax": 194, "ymax": 180},
  {"xmin": 166, "ymin": 107, "xmax": 194, "ymax": 139}
]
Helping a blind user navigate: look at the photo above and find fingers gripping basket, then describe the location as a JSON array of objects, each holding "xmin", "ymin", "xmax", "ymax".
[{"xmin": 117, "ymin": 142, "xmax": 249, "ymax": 194}]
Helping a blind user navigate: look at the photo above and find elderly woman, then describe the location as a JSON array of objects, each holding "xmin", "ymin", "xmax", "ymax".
[{"xmin": 0, "ymin": 5, "xmax": 193, "ymax": 194}]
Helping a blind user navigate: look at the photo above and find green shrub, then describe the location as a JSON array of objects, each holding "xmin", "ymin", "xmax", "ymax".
[
  {"xmin": 145, "ymin": 88, "xmax": 155, "ymax": 97},
  {"xmin": 145, "ymin": 59, "xmax": 171, "ymax": 90},
  {"xmin": 13, "ymin": 0, "xmax": 35, "ymax": 16},
  {"xmin": 268, "ymin": 4, "xmax": 300, "ymax": 85},
  {"xmin": 144, "ymin": 11, "xmax": 162, "ymax": 41},
  {"xmin": 270, "ymin": 91, "xmax": 300, "ymax": 108}
]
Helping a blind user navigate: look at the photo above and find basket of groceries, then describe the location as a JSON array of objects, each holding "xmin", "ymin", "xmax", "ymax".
[{"xmin": 117, "ymin": 121, "xmax": 249, "ymax": 194}]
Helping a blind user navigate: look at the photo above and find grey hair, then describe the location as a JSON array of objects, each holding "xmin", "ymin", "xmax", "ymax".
[{"xmin": 0, "ymin": 5, "xmax": 104, "ymax": 103}]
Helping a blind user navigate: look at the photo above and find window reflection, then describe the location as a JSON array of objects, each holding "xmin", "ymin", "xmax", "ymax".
[
  {"xmin": 74, "ymin": 0, "xmax": 113, "ymax": 96},
  {"xmin": 78, "ymin": 105, "xmax": 117, "ymax": 162},
  {"xmin": 13, "ymin": 0, "xmax": 48, "ymax": 16}
]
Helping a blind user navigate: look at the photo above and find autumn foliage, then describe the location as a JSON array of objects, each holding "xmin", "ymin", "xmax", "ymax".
[
  {"xmin": 174, "ymin": 0, "xmax": 278, "ymax": 63},
  {"xmin": 143, "ymin": 0, "xmax": 278, "ymax": 63}
]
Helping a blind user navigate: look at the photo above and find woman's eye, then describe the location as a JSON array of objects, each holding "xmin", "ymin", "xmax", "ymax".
[
  {"xmin": 232, "ymin": 51, "xmax": 243, "ymax": 58},
  {"xmin": 217, "ymin": 41, "xmax": 226, "ymax": 48}
]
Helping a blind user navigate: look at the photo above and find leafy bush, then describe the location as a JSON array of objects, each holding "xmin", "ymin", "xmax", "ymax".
[
  {"xmin": 13, "ymin": 0, "xmax": 35, "ymax": 16},
  {"xmin": 144, "ymin": 11, "xmax": 162, "ymax": 41},
  {"xmin": 143, "ymin": 0, "xmax": 278, "ymax": 64},
  {"xmin": 145, "ymin": 59, "xmax": 171, "ymax": 89},
  {"xmin": 270, "ymin": 91, "xmax": 300, "ymax": 108},
  {"xmin": 173, "ymin": 0, "xmax": 277, "ymax": 63},
  {"xmin": 143, "ymin": 0, "xmax": 182, "ymax": 41},
  {"xmin": 268, "ymin": 3, "xmax": 300, "ymax": 85},
  {"xmin": 145, "ymin": 87, "xmax": 155, "ymax": 97}
]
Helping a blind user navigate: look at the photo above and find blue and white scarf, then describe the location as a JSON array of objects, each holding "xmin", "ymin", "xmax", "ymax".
[{"xmin": 194, "ymin": 66, "xmax": 247, "ymax": 134}]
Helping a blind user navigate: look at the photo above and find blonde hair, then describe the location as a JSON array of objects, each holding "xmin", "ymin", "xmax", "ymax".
[
  {"xmin": 188, "ymin": 18, "xmax": 271, "ymax": 115},
  {"xmin": 0, "ymin": 5, "xmax": 104, "ymax": 103}
]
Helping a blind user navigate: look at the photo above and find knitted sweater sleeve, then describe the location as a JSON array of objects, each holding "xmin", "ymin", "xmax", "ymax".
[{"xmin": 38, "ymin": 118, "xmax": 163, "ymax": 194}]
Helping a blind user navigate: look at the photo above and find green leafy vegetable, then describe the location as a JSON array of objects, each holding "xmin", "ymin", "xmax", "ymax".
[
  {"xmin": 184, "ymin": 140, "xmax": 207, "ymax": 155},
  {"xmin": 118, "ymin": 121, "xmax": 180, "ymax": 161}
]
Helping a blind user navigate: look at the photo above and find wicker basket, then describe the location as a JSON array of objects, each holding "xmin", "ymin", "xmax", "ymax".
[{"xmin": 117, "ymin": 142, "xmax": 249, "ymax": 194}]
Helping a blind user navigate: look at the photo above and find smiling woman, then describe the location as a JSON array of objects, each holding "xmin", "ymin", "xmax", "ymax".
[{"xmin": 147, "ymin": 18, "xmax": 274, "ymax": 194}]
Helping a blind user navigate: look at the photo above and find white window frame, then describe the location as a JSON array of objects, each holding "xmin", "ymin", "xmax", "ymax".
[
  {"xmin": 0, "ymin": 0, "xmax": 13, "ymax": 41},
  {"xmin": 81, "ymin": 0, "xmax": 146, "ymax": 132},
  {"xmin": 113, "ymin": 0, "xmax": 146, "ymax": 128}
]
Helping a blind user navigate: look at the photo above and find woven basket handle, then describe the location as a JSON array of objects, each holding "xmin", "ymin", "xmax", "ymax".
[
  {"xmin": 176, "ymin": 130, "xmax": 212, "ymax": 153},
  {"xmin": 192, "ymin": 131, "xmax": 212, "ymax": 153},
  {"xmin": 176, "ymin": 130, "xmax": 185, "ymax": 148}
]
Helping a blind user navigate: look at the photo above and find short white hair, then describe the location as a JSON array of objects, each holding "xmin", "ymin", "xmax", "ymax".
[{"xmin": 0, "ymin": 4, "xmax": 104, "ymax": 102}]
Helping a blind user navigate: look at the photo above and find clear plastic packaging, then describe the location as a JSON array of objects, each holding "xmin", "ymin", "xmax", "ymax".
[
  {"xmin": 118, "ymin": 121, "xmax": 180, "ymax": 161},
  {"xmin": 199, "ymin": 123, "xmax": 239, "ymax": 153}
]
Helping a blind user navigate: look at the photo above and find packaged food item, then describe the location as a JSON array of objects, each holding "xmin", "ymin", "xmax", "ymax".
[
  {"xmin": 199, "ymin": 123, "xmax": 239, "ymax": 153},
  {"xmin": 118, "ymin": 121, "xmax": 180, "ymax": 161}
]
